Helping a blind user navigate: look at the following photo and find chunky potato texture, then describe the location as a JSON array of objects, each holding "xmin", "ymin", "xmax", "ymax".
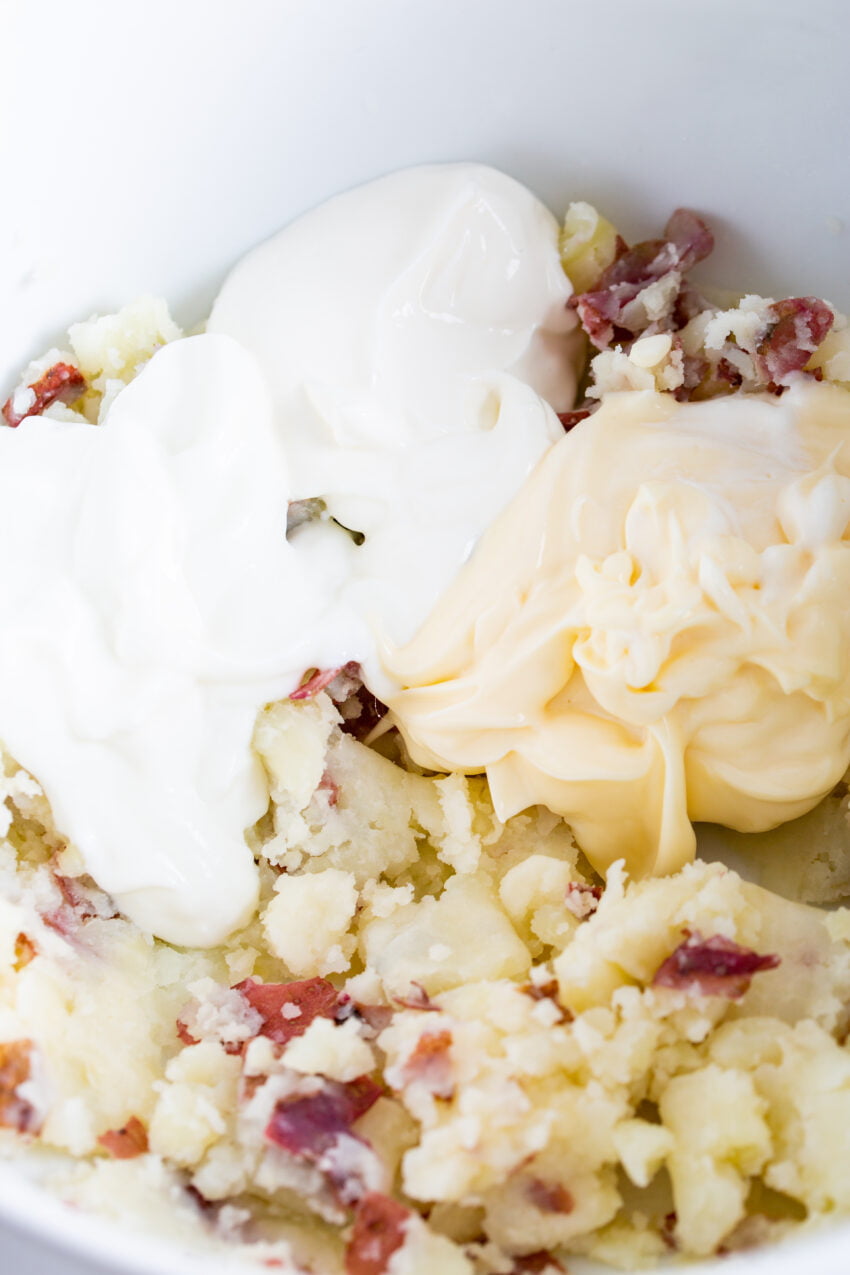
[{"xmin": 3, "ymin": 697, "xmax": 850, "ymax": 1274}]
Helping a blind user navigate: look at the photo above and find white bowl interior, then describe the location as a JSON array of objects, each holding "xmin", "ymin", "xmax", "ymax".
[{"xmin": 2, "ymin": 0, "xmax": 849, "ymax": 1270}]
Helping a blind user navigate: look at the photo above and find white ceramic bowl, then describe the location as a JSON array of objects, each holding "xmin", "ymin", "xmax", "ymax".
[{"xmin": 2, "ymin": 0, "xmax": 849, "ymax": 1271}]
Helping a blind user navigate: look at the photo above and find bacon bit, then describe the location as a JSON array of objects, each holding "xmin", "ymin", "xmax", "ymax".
[
  {"xmin": 557, "ymin": 409, "xmax": 592, "ymax": 431},
  {"xmin": 236, "ymin": 976, "xmax": 341, "ymax": 1046},
  {"xmin": 98, "ymin": 1115, "xmax": 149, "ymax": 1159},
  {"xmin": 510, "ymin": 1253, "xmax": 567, "ymax": 1275},
  {"xmin": 527, "ymin": 1178, "xmax": 574, "ymax": 1215},
  {"xmin": 653, "ymin": 931, "xmax": 780, "ymax": 999},
  {"xmin": 13, "ymin": 933, "xmax": 37, "ymax": 971},
  {"xmin": 401, "ymin": 1030, "xmax": 454, "ymax": 1100},
  {"xmin": 0, "ymin": 1040, "xmax": 38, "ymax": 1133},
  {"xmin": 393, "ymin": 981, "xmax": 439, "ymax": 1012},
  {"xmin": 564, "ymin": 882, "xmax": 602, "ymax": 920},
  {"xmin": 755, "ymin": 296, "xmax": 834, "ymax": 386},
  {"xmin": 345, "ymin": 1192, "xmax": 410, "ymax": 1275},
  {"xmin": 2, "ymin": 362, "xmax": 87, "ymax": 427},
  {"xmin": 520, "ymin": 980, "xmax": 573, "ymax": 1023}
]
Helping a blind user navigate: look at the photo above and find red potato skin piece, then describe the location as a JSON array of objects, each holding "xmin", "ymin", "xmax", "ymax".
[
  {"xmin": 350, "ymin": 1001, "xmax": 394, "ymax": 1035},
  {"xmin": 345, "ymin": 1191, "xmax": 410, "ymax": 1275},
  {"xmin": 290, "ymin": 661, "xmax": 362, "ymax": 701},
  {"xmin": 265, "ymin": 1075, "xmax": 383, "ymax": 1160},
  {"xmin": 318, "ymin": 769, "xmax": 340, "ymax": 806},
  {"xmin": 571, "ymin": 208, "xmax": 714, "ymax": 351},
  {"xmin": 289, "ymin": 660, "xmax": 389, "ymax": 745},
  {"xmin": 2, "ymin": 362, "xmax": 86, "ymax": 427},
  {"xmin": 564, "ymin": 881, "xmax": 602, "ymax": 919},
  {"xmin": 98, "ymin": 1115, "xmax": 149, "ymax": 1159},
  {"xmin": 0, "ymin": 1040, "xmax": 39, "ymax": 1133},
  {"xmin": 290, "ymin": 665, "xmax": 348, "ymax": 701},
  {"xmin": 755, "ymin": 297, "xmax": 834, "ymax": 385},
  {"xmin": 521, "ymin": 979, "xmax": 573, "ymax": 1023},
  {"xmin": 527, "ymin": 1178, "xmax": 575, "ymax": 1214},
  {"xmin": 393, "ymin": 981, "xmax": 440, "ymax": 1012},
  {"xmin": 339, "ymin": 687, "xmax": 389, "ymax": 742},
  {"xmin": 401, "ymin": 1029, "xmax": 455, "ymax": 1099},
  {"xmin": 42, "ymin": 871, "xmax": 117, "ymax": 939},
  {"xmin": 176, "ymin": 1019, "xmax": 200, "ymax": 1047},
  {"xmin": 236, "ymin": 976, "xmax": 342, "ymax": 1046},
  {"xmin": 511, "ymin": 1253, "xmax": 567, "ymax": 1275},
  {"xmin": 557, "ymin": 409, "xmax": 592, "ymax": 430},
  {"xmin": 653, "ymin": 931, "xmax": 780, "ymax": 999}
]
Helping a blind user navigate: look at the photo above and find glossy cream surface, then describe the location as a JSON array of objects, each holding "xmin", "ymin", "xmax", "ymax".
[
  {"xmin": 386, "ymin": 383, "xmax": 850, "ymax": 877},
  {"xmin": 0, "ymin": 335, "xmax": 334, "ymax": 943},
  {"xmin": 209, "ymin": 162, "xmax": 579, "ymax": 683},
  {"xmin": 0, "ymin": 165, "xmax": 580, "ymax": 944}
]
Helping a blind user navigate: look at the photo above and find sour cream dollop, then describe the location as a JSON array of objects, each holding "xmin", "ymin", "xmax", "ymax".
[
  {"xmin": 0, "ymin": 164, "xmax": 579, "ymax": 945},
  {"xmin": 386, "ymin": 383, "xmax": 850, "ymax": 878},
  {"xmin": 209, "ymin": 162, "xmax": 579, "ymax": 688},
  {"xmin": 0, "ymin": 335, "xmax": 349, "ymax": 946}
]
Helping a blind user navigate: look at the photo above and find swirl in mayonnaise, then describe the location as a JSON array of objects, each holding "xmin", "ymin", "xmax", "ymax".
[{"xmin": 386, "ymin": 382, "xmax": 850, "ymax": 878}]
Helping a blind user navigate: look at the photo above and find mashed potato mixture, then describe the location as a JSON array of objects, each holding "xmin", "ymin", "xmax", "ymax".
[{"xmin": 2, "ymin": 165, "xmax": 850, "ymax": 1272}]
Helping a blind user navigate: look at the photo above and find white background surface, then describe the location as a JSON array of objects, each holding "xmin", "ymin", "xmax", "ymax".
[{"xmin": 1, "ymin": 0, "xmax": 849, "ymax": 1272}]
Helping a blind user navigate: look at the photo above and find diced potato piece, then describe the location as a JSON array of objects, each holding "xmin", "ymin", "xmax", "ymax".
[
  {"xmin": 253, "ymin": 695, "xmax": 339, "ymax": 811},
  {"xmin": 361, "ymin": 875, "xmax": 530, "ymax": 996},
  {"xmin": 263, "ymin": 868, "xmax": 358, "ymax": 977},
  {"xmin": 147, "ymin": 1043, "xmax": 240, "ymax": 1167},
  {"xmin": 660, "ymin": 1064, "xmax": 771, "ymax": 1255},
  {"xmin": 498, "ymin": 854, "xmax": 576, "ymax": 952},
  {"xmin": 612, "ymin": 1118, "xmax": 673, "ymax": 1188},
  {"xmin": 559, "ymin": 201, "xmax": 621, "ymax": 292}
]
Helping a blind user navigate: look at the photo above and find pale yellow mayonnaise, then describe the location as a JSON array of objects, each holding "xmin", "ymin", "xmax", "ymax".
[{"xmin": 386, "ymin": 382, "xmax": 850, "ymax": 878}]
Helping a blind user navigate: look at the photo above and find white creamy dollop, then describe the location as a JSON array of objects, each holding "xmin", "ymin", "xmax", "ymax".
[
  {"xmin": 0, "ymin": 164, "xmax": 579, "ymax": 945},
  {"xmin": 209, "ymin": 163, "xmax": 579, "ymax": 686},
  {"xmin": 0, "ymin": 334, "xmax": 349, "ymax": 946}
]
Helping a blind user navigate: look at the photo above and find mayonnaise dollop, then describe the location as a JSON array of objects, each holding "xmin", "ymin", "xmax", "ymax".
[
  {"xmin": 0, "ymin": 334, "xmax": 350, "ymax": 946},
  {"xmin": 209, "ymin": 163, "xmax": 579, "ymax": 688},
  {"xmin": 386, "ymin": 382, "xmax": 850, "ymax": 878}
]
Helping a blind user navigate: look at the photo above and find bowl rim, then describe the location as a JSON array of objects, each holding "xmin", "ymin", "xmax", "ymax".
[{"xmin": 2, "ymin": 1153, "xmax": 850, "ymax": 1275}]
